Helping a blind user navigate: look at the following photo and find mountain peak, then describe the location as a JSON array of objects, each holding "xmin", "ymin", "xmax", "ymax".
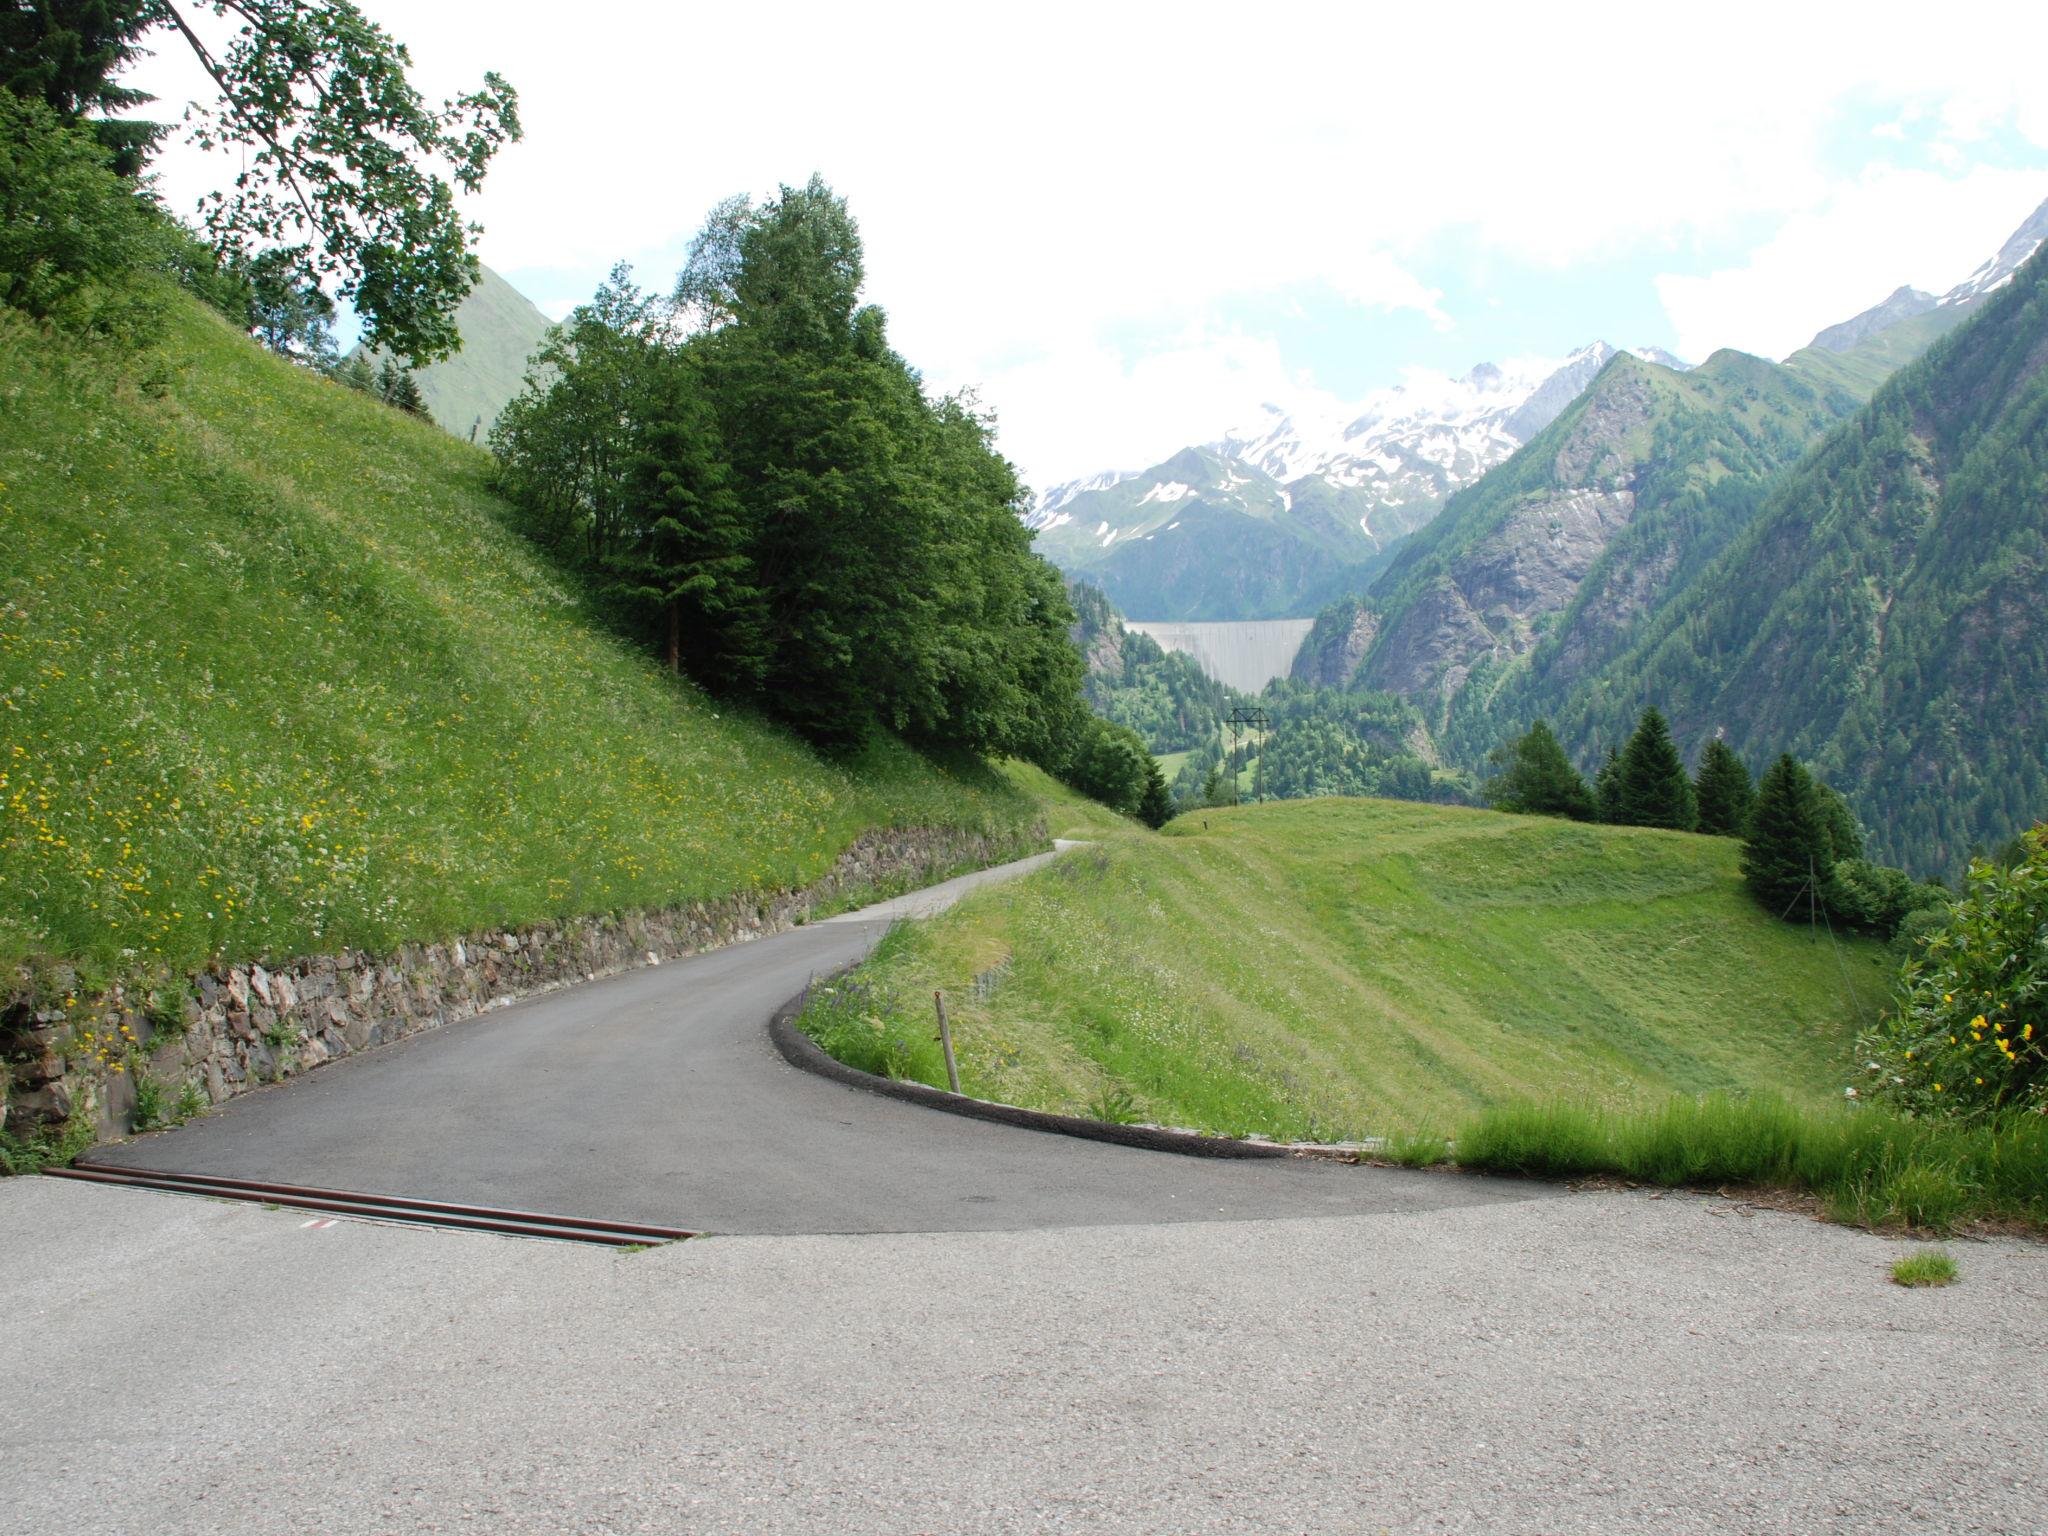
[{"xmin": 1943, "ymin": 193, "xmax": 2048, "ymax": 306}]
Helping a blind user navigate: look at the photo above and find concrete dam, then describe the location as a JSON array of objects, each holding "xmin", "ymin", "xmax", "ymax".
[{"xmin": 1124, "ymin": 619, "xmax": 1314, "ymax": 694}]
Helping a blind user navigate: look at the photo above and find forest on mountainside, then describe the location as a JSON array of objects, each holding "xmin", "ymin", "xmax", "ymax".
[{"xmin": 1523, "ymin": 239, "xmax": 2048, "ymax": 875}]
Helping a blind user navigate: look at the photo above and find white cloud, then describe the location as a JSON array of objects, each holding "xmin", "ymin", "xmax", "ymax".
[
  {"xmin": 974, "ymin": 326, "xmax": 1344, "ymax": 490},
  {"xmin": 1655, "ymin": 166, "xmax": 2048, "ymax": 362},
  {"xmin": 118, "ymin": 0, "xmax": 2048, "ymax": 484}
]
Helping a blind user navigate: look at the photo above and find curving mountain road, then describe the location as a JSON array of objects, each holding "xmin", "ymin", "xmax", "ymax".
[{"xmin": 90, "ymin": 847, "xmax": 1543, "ymax": 1234}]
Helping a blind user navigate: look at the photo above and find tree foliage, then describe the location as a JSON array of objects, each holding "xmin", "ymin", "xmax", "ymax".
[
  {"xmin": 1692, "ymin": 737, "xmax": 1755, "ymax": 837},
  {"xmin": 1741, "ymin": 755, "xmax": 1828, "ymax": 917},
  {"xmin": 2, "ymin": 0, "xmax": 521, "ymax": 362},
  {"xmin": 1067, "ymin": 581, "xmax": 1230, "ymax": 752},
  {"xmin": 0, "ymin": 0, "xmax": 161, "ymax": 173},
  {"xmin": 491, "ymin": 185, "xmax": 1089, "ymax": 779},
  {"xmin": 1486, "ymin": 719, "xmax": 1596, "ymax": 821},
  {"xmin": 0, "ymin": 90, "xmax": 159, "ymax": 318},
  {"xmin": 1611, "ymin": 707, "xmax": 1697, "ymax": 831},
  {"xmin": 1467, "ymin": 240, "xmax": 2048, "ymax": 876}
]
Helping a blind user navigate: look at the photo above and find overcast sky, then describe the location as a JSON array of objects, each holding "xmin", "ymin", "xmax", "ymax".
[{"xmin": 126, "ymin": 0, "xmax": 2048, "ymax": 490}]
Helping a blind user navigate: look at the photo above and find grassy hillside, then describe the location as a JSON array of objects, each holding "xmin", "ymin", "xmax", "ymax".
[
  {"xmin": 0, "ymin": 291, "xmax": 1037, "ymax": 985},
  {"xmin": 1782, "ymin": 306, "xmax": 1962, "ymax": 401},
  {"xmin": 807, "ymin": 797, "xmax": 1887, "ymax": 1138}
]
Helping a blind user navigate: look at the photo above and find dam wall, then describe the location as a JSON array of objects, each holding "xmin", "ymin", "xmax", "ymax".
[{"xmin": 1125, "ymin": 619, "xmax": 1314, "ymax": 694}]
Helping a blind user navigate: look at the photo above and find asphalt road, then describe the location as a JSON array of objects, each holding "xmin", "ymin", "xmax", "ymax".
[
  {"xmin": 3, "ymin": 1177, "xmax": 2039, "ymax": 1536},
  {"xmin": 88, "ymin": 846, "xmax": 1541, "ymax": 1234}
]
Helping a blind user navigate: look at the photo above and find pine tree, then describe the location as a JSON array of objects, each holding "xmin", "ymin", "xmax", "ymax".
[
  {"xmin": 619, "ymin": 355, "xmax": 767, "ymax": 689},
  {"xmin": 1693, "ymin": 737, "xmax": 1755, "ymax": 837},
  {"xmin": 1594, "ymin": 745, "xmax": 1622, "ymax": 823},
  {"xmin": 1741, "ymin": 755, "xmax": 1829, "ymax": 916},
  {"xmin": 1613, "ymin": 707, "xmax": 1698, "ymax": 830},
  {"xmin": 1812, "ymin": 781, "xmax": 1865, "ymax": 863},
  {"xmin": 0, "ymin": 0, "xmax": 161, "ymax": 174},
  {"xmin": 1138, "ymin": 757, "xmax": 1174, "ymax": 830},
  {"xmin": 1488, "ymin": 720, "xmax": 1596, "ymax": 820},
  {"xmin": 330, "ymin": 351, "xmax": 377, "ymax": 395},
  {"xmin": 375, "ymin": 357, "xmax": 427, "ymax": 417}
]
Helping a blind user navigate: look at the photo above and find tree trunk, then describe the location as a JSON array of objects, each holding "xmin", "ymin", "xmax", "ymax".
[{"xmin": 666, "ymin": 599, "xmax": 681, "ymax": 675}]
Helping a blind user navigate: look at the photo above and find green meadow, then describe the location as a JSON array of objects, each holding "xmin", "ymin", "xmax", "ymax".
[{"xmin": 809, "ymin": 796, "xmax": 1891, "ymax": 1138}]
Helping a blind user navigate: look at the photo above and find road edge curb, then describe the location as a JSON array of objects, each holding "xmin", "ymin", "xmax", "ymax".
[{"xmin": 768, "ymin": 989, "xmax": 1290, "ymax": 1161}]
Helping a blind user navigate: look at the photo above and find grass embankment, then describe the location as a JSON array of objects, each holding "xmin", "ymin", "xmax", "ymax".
[
  {"xmin": 1442, "ymin": 1096, "xmax": 2044, "ymax": 1235},
  {"xmin": 800, "ymin": 796, "xmax": 1892, "ymax": 1139},
  {"xmin": 0, "ymin": 295, "xmax": 1037, "ymax": 988}
]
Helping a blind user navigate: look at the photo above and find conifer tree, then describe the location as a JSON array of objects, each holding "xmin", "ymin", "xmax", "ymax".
[
  {"xmin": 1595, "ymin": 745, "xmax": 1622, "ymax": 823},
  {"xmin": 1693, "ymin": 737, "xmax": 1755, "ymax": 837},
  {"xmin": 620, "ymin": 356, "xmax": 767, "ymax": 687},
  {"xmin": 1138, "ymin": 757, "xmax": 1174, "ymax": 830},
  {"xmin": 1812, "ymin": 780, "xmax": 1865, "ymax": 863},
  {"xmin": 1741, "ymin": 755, "xmax": 1829, "ymax": 915},
  {"xmin": 0, "ymin": 0, "xmax": 160, "ymax": 174},
  {"xmin": 1487, "ymin": 720, "xmax": 1596, "ymax": 820},
  {"xmin": 1612, "ymin": 707, "xmax": 1698, "ymax": 830},
  {"xmin": 374, "ymin": 357, "xmax": 427, "ymax": 417}
]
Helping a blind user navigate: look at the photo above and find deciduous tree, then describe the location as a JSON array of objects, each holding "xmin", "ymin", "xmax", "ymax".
[{"xmin": 2, "ymin": 0, "xmax": 521, "ymax": 361}]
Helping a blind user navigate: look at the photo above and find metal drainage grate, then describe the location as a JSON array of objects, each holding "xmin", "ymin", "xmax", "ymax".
[{"xmin": 46, "ymin": 1162, "xmax": 694, "ymax": 1248}]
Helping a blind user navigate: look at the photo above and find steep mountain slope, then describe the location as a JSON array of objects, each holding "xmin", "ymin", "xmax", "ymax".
[
  {"xmin": 1537, "ymin": 238, "xmax": 2048, "ymax": 874},
  {"xmin": 364, "ymin": 264, "xmax": 554, "ymax": 440},
  {"xmin": 1298, "ymin": 349, "xmax": 1867, "ymax": 718},
  {"xmin": 1781, "ymin": 193, "xmax": 2048, "ymax": 401},
  {"xmin": 1028, "ymin": 446, "xmax": 1377, "ymax": 619},
  {"xmin": 0, "ymin": 291, "xmax": 1035, "ymax": 981},
  {"xmin": 1029, "ymin": 343, "xmax": 1684, "ymax": 619}
]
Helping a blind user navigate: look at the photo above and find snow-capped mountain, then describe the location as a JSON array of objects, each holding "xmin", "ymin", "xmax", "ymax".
[
  {"xmin": 1803, "ymin": 193, "xmax": 2048, "ymax": 354},
  {"xmin": 1033, "ymin": 467, "xmax": 1140, "ymax": 519},
  {"xmin": 1027, "ymin": 341, "xmax": 1690, "ymax": 619},
  {"xmin": 1942, "ymin": 193, "xmax": 2048, "ymax": 305}
]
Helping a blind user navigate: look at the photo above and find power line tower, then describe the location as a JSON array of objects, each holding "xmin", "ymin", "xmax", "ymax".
[{"xmin": 1226, "ymin": 705, "xmax": 1271, "ymax": 804}]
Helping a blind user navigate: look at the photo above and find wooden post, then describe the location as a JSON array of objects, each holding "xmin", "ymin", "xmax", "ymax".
[{"xmin": 933, "ymin": 990, "xmax": 960, "ymax": 1095}]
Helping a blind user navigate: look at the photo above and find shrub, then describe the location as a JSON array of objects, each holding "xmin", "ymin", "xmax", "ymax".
[
  {"xmin": 1861, "ymin": 826, "xmax": 2046, "ymax": 1115},
  {"xmin": 1824, "ymin": 859, "xmax": 1947, "ymax": 938}
]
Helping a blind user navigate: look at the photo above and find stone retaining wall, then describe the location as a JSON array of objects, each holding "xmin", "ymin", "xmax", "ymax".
[{"xmin": 2, "ymin": 823, "xmax": 1036, "ymax": 1144}]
